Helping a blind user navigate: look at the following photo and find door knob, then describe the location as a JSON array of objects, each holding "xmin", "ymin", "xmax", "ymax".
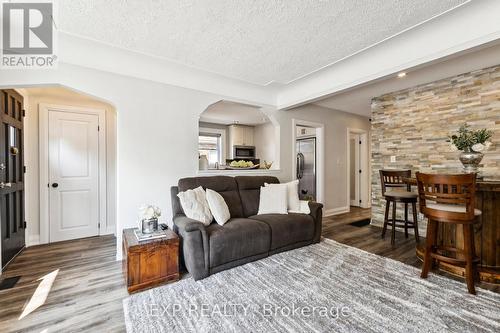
[
  {"xmin": 51, "ymin": 183, "xmax": 59, "ymax": 188},
  {"xmin": 0, "ymin": 182, "xmax": 12, "ymax": 189}
]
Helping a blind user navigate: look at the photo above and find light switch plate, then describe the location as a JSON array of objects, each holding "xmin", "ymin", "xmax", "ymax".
[{"xmin": 390, "ymin": 156, "xmax": 396, "ymax": 163}]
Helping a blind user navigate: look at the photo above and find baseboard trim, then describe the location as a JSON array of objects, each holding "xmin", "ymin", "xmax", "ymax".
[
  {"xmin": 101, "ymin": 226, "xmax": 116, "ymax": 236},
  {"xmin": 27, "ymin": 235, "xmax": 40, "ymax": 247},
  {"xmin": 324, "ymin": 206, "xmax": 350, "ymax": 217}
]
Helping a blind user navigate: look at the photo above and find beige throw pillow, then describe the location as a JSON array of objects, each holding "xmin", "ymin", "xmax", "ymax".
[
  {"xmin": 177, "ymin": 186, "xmax": 213, "ymax": 226},
  {"xmin": 206, "ymin": 189, "xmax": 231, "ymax": 225}
]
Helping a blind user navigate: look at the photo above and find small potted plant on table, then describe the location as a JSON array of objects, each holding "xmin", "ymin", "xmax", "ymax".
[{"xmin": 450, "ymin": 123, "xmax": 493, "ymax": 174}]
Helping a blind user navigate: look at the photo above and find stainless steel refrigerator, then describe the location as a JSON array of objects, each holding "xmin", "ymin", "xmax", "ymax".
[{"xmin": 296, "ymin": 138, "xmax": 316, "ymax": 200}]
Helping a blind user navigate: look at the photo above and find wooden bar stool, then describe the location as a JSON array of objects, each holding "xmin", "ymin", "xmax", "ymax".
[
  {"xmin": 416, "ymin": 172, "xmax": 481, "ymax": 294},
  {"xmin": 379, "ymin": 170, "xmax": 419, "ymax": 246}
]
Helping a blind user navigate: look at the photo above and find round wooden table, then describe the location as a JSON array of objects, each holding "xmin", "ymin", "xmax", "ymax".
[{"xmin": 406, "ymin": 177, "xmax": 500, "ymax": 284}]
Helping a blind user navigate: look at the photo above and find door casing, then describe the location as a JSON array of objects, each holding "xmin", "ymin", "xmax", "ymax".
[
  {"xmin": 349, "ymin": 133, "xmax": 361, "ymax": 207},
  {"xmin": 39, "ymin": 103, "xmax": 107, "ymax": 244},
  {"xmin": 347, "ymin": 128, "xmax": 370, "ymax": 209}
]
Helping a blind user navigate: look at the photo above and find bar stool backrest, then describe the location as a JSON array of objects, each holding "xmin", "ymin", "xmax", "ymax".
[
  {"xmin": 416, "ymin": 172, "xmax": 476, "ymax": 223},
  {"xmin": 379, "ymin": 169, "xmax": 411, "ymax": 196}
]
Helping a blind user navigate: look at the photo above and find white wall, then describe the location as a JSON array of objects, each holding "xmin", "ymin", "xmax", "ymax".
[
  {"xmin": 268, "ymin": 104, "xmax": 371, "ymax": 213},
  {"xmin": 1, "ymin": 63, "xmax": 369, "ymax": 260},
  {"xmin": 18, "ymin": 87, "xmax": 117, "ymax": 246},
  {"xmin": 253, "ymin": 122, "xmax": 277, "ymax": 167},
  {"xmin": 1, "ymin": 64, "xmax": 241, "ymax": 260}
]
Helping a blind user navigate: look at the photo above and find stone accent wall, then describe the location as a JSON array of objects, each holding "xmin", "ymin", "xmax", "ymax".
[{"xmin": 371, "ymin": 65, "xmax": 500, "ymax": 230}]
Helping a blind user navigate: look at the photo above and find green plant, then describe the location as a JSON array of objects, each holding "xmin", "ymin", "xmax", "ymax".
[{"xmin": 449, "ymin": 123, "xmax": 493, "ymax": 152}]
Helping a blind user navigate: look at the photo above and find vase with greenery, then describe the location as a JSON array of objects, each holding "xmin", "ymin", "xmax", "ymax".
[{"xmin": 449, "ymin": 123, "xmax": 493, "ymax": 173}]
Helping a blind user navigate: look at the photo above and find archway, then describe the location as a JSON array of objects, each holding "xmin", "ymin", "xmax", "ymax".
[{"xmin": 197, "ymin": 100, "xmax": 280, "ymax": 171}]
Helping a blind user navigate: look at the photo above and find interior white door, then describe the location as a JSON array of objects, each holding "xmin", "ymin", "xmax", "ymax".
[
  {"xmin": 349, "ymin": 133, "xmax": 361, "ymax": 207},
  {"xmin": 48, "ymin": 110, "xmax": 100, "ymax": 242}
]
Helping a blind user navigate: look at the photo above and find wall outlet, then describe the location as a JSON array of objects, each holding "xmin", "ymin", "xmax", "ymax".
[{"xmin": 390, "ymin": 155, "xmax": 396, "ymax": 163}]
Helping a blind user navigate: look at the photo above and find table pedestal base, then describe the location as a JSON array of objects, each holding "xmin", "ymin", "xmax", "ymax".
[{"xmin": 416, "ymin": 245, "xmax": 500, "ymax": 284}]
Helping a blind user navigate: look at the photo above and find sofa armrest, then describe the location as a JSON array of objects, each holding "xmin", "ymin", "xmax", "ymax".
[
  {"xmin": 308, "ymin": 201, "xmax": 323, "ymax": 243},
  {"xmin": 174, "ymin": 215, "xmax": 206, "ymax": 233},
  {"xmin": 173, "ymin": 214, "xmax": 210, "ymax": 280}
]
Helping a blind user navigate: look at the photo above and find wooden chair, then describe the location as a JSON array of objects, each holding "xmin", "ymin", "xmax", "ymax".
[
  {"xmin": 379, "ymin": 170, "xmax": 419, "ymax": 246},
  {"xmin": 416, "ymin": 172, "xmax": 481, "ymax": 294}
]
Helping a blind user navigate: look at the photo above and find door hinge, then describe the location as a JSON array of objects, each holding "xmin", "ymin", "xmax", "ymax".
[
  {"xmin": 359, "ymin": 199, "xmax": 362, "ymax": 204},
  {"xmin": 22, "ymin": 109, "xmax": 26, "ymax": 117},
  {"xmin": 23, "ymin": 221, "xmax": 27, "ymax": 228},
  {"xmin": 359, "ymin": 169, "xmax": 362, "ymax": 174},
  {"xmin": 359, "ymin": 140, "xmax": 362, "ymax": 145},
  {"xmin": 98, "ymin": 125, "xmax": 100, "ymax": 131},
  {"xmin": 23, "ymin": 165, "xmax": 26, "ymax": 173},
  {"xmin": 98, "ymin": 222, "xmax": 101, "ymax": 228}
]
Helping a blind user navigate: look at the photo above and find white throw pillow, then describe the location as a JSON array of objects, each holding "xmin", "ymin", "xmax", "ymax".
[
  {"xmin": 177, "ymin": 186, "xmax": 213, "ymax": 226},
  {"xmin": 205, "ymin": 189, "xmax": 231, "ymax": 225},
  {"xmin": 288, "ymin": 200, "xmax": 311, "ymax": 214},
  {"xmin": 265, "ymin": 180, "xmax": 300, "ymax": 212},
  {"xmin": 258, "ymin": 185, "xmax": 288, "ymax": 215}
]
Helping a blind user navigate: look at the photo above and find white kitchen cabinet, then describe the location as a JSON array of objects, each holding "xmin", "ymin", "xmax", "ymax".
[{"xmin": 229, "ymin": 125, "xmax": 254, "ymax": 146}]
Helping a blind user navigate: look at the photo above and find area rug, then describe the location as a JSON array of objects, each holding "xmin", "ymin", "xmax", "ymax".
[{"xmin": 123, "ymin": 239, "xmax": 500, "ymax": 333}]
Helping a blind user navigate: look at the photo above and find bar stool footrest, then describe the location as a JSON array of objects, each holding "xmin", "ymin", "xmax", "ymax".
[
  {"xmin": 386, "ymin": 219, "xmax": 418, "ymax": 229},
  {"xmin": 430, "ymin": 246, "xmax": 481, "ymax": 266}
]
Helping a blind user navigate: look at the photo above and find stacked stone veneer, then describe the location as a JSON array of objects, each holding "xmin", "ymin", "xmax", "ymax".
[{"xmin": 371, "ymin": 65, "xmax": 500, "ymax": 231}]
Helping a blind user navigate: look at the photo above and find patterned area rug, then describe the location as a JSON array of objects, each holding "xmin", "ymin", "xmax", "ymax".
[{"xmin": 123, "ymin": 239, "xmax": 500, "ymax": 333}]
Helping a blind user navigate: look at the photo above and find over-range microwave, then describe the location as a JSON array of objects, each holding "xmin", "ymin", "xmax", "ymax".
[{"xmin": 233, "ymin": 145, "xmax": 256, "ymax": 159}]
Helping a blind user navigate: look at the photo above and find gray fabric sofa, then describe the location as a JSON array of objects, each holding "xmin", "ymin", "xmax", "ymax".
[{"xmin": 171, "ymin": 175, "xmax": 323, "ymax": 280}]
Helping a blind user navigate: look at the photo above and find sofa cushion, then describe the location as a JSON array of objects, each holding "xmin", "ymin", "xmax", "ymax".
[
  {"xmin": 179, "ymin": 176, "xmax": 244, "ymax": 218},
  {"xmin": 235, "ymin": 176, "xmax": 280, "ymax": 217},
  {"xmin": 249, "ymin": 213, "xmax": 315, "ymax": 250},
  {"xmin": 207, "ymin": 218, "xmax": 271, "ymax": 267}
]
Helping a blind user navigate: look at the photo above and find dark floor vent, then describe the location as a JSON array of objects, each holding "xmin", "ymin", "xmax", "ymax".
[
  {"xmin": 0, "ymin": 276, "xmax": 21, "ymax": 290},
  {"xmin": 349, "ymin": 219, "xmax": 371, "ymax": 227}
]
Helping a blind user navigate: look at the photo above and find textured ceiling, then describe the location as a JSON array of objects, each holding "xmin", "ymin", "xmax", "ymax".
[
  {"xmin": 313, "ymin": 42, "xmax": 500, "ymax": 116},
  {"xmin": 200, "ymin": 101, "xmax": 268, "ymax": 125},
  {"xmin": 59, "ymin": 0, "xmax": 468, "ymax": 85}
]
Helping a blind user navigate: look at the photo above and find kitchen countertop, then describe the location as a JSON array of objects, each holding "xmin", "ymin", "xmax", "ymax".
[{"xmin": 197, "ymin": 169, "xmax": 281, "ymax": 176}]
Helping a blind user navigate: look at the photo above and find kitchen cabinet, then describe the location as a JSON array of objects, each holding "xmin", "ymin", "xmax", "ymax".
[{"xmin": 229, "ymin": 125, "xmax": 254, "ymax": 146}]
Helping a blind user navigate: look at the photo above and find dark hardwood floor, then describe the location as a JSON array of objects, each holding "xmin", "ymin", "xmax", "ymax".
[
  {"xmin": 0, "ymin": 236, "xmax": 127, "ymax": 333},
  {"xmin": 0, "ymin": 207, "xmax": 497, "ymax": 332},
  {"xmin": 323, "ymin": 206, "xmax": 421, "ymax": 267},
  {"xmin": 323, "ymin": 206, "xmax": 499, "ymax": 293}
]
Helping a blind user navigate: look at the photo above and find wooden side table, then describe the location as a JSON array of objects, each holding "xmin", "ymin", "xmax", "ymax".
[{"xmin": 122, "ymin": 228, "xmax": 179, "ymax": 293}]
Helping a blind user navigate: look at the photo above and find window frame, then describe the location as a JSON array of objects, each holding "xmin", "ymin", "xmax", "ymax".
[{"xmin": 198, "ymin": 127, "xmax": 226, "ymax": 165}]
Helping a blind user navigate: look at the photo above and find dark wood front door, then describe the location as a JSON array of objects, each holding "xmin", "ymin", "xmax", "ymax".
[{"xmin": 0, "ymin": 89, "xmax": 25, "ymax": 268}]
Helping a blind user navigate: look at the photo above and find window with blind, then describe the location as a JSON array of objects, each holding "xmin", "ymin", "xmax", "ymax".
[{"xmin": 198, "ymin": 133, "xmax": 222, "ymax": 167}]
